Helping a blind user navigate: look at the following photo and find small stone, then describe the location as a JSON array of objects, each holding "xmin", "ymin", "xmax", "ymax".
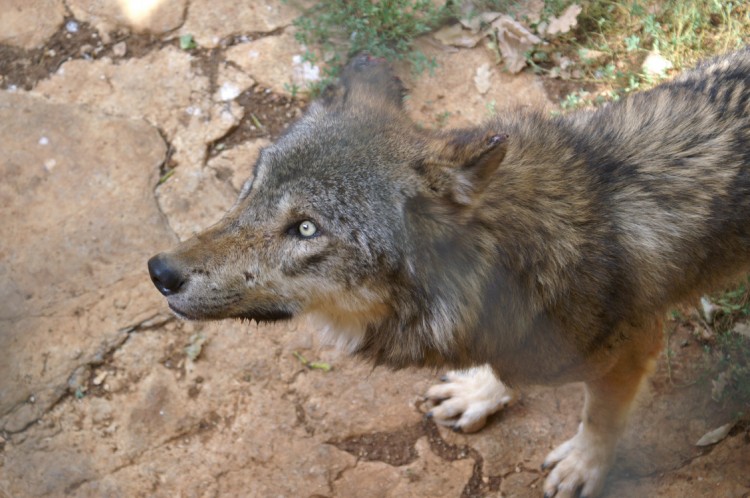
[
  {"xmin": 0, "ymin": 0, "xmax": 66, "ymax": 49},
  {"xmin": 112, "ymin": 41, "xmax": 127, "ymax": 58},
  {"xmin": 732, "ymin": 322, "xmax": 750, "ymax": 338},
  {"xmin": 93, "ymin": 371, "xmax": 108, "ymax": 386},
  {"xmin": 218, "ymin": 82, "xmax": 241, "ymax": 101},
  {"xmin": 642, "ymin": 52, "xmax": 673, "ymax": 77},
  {"xmin": 68, "ymin": 365, "xmax": 91, "ymax": 393},
  {"xmin": 66, "ymin": 20, "xmax": 79, "ymax": 33},
  {"xmin": 474, "ymin": 63, "xmax": 493, "ymax": 95}
]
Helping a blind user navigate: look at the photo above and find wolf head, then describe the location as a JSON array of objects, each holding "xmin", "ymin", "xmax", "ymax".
[{"xmin": 148, "ymin": 55, "xmax": 508, "ymax": 358}]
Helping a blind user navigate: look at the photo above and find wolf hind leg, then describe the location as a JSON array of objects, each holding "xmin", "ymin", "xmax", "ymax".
[
  {"xmin": 542, "ymin": 321, "xmax": 663, "ymax": 498},
  {"xmin": 424, "ymin": 364, "xmax": 517, "ymax": 433}
]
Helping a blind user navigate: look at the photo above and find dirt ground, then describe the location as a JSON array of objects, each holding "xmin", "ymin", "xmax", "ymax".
[{"xmin": 1, "ymin": 1, "xmax": 748, "ymax": 497}]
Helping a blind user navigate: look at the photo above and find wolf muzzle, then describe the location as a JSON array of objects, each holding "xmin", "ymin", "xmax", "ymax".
[{"xmin": 147, "ymin": 253, "xmax": 186, "ymax": 296}]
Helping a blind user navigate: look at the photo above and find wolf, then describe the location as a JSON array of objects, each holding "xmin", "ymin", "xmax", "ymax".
[{"xmin": 148, "ymin": 50, "xmax": 750, "ymax": 496}]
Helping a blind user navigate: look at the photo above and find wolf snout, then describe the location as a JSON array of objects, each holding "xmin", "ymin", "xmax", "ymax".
[{"xmin": 147, "ymin": 253, "xmax": 186, "ymax": 296}]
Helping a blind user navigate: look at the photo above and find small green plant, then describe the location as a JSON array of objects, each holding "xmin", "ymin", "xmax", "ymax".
[
  {"xmin": 435, "ymin": 110, "xmax": 452, "ymax": 127},
  {"xmin": 485, "ymin": 99, "xmax": 497, "ymax": 116},
  {"xmin": 293, "ymin": 351, "xmax": 333, "ymax": 372},
  {"xmin": 291, "ymin": 0, "xmax": 452, "ymax": 92},
  {"xmin": 561, "ymin": 90, "xmax": 584, "ymax": 109},
  {"xmin": 283, "ymin": 82, "xmax": 301, "ymax": 99},
  {"xmin": 179, "ymin": 34, "xmax": 197, "ymax": 50}
]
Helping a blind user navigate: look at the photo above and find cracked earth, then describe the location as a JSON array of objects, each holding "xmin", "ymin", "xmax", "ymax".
[{"xmin": 1, "ymin": 1, "xmax": 748, "ymax": 497}]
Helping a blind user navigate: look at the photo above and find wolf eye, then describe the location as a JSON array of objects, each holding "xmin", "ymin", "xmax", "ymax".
[{"xmin": 298, "ymin": 220, "xmax": 317, "ymax": 238}]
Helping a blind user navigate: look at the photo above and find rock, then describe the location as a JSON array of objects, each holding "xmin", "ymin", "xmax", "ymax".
[
  {"xmin": 293, "ymin": 355, "xmax": 427, "ymax": 438},
  {"xmin": 89, "ymin": 397, "xmax": 114, "ymax": 425},
  {"xmin": 397, "ymin": 40, "xmax": 551, "ymax": 128},
  {"xmin": 225, "ymin": 29, "xmax": 321, "ymax": 96},
  {"xmin": 155, "ymin": 166, "xmax": 237, "ymax": 240},
  {"xmin": 215, "ymin": 64, "xmax": 255, "ymax": 103},
  {"xmin": 33, "ymin": 47, "xmax": 232, "ymax": 143},
  {"xmin": 67, "ymin": 365, "xmax": 92, "ymax": 395},
  {"xmin": 474, "ymin": 63, "xmax": 493, "ymax": 95},
  {"xmin": 0, "ymin": 0, "xmax": 66, "ymax": 49},
  {"xmin": 642, "ymin": 51, "xmax": 673, "ymax": 77},
  {"xmin": 180, "ymin": 0, "xmax": 301, "ymax": 48},
  {"xmin": 112, "ymin": 41, "xmax": 127, "ymax": 58},
  {"xmin": 207, "ymin": 138, "xmax": 271, "ymax": 192},
  {"xmin": 67, "ymin": 0, "xmax": 187, "ymax": 41},
  {"xmin": 33, "ymin": 48, "xmax": 245, "ymax": 239},
  {"xmin": 333, "ymin": 438, "xmax": 475, "ymax": 497},
  {"xmin": 0, "ymin": 92, "xmax": 173, "ymax": 433}
]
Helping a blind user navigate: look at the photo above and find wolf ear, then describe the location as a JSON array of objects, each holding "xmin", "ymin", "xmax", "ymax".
[
  {"xmin": 319, "ymin": 54, "xmax": 406, "ymax": 110},
  {"xmin": 422, "ymin": 130, "xmax": 509, "ymax": 206}
]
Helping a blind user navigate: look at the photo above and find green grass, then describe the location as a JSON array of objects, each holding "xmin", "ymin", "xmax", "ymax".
[
  {"xmin": 532, "ymin": 0, "xmax": 750, "ymax": 108},
  {"xmin": 291, "ymin": 1, "xmax": 749, "ymax": 108},
  {"xmin": 290, "ymin": 0, "xmax": 452, "ymax": 93}
]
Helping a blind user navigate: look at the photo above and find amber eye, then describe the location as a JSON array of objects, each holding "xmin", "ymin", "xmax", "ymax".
[{"xmin": 298, "ymin": 220, "xmax": 317, "ymax": 238}]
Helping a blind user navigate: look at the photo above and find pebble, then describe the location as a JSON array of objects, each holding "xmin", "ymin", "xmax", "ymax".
[
  {"xmin": 112, "ymin": 42, "xmax": 127, "ymax": 58},
  {"xmin": 93, "ymin": 371, "xmax": 108, "ymax": 386},
  {"xmin": 218, "ymin": 82, "xmax": 241, "ymax": 101}
]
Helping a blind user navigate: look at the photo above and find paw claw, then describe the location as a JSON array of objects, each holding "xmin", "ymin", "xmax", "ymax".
[
  {"xmin": 542, "ymin": 428, "xmax": 615, "ymax": 498},
  {"xmin": 424, "ymin": 366, "xmax": 516, "ymax": 433}
]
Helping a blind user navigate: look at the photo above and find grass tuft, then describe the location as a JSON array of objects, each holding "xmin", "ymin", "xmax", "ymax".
[{"xmin": 290, "ymin": 0, "xmax": 452, "ymax": 93}]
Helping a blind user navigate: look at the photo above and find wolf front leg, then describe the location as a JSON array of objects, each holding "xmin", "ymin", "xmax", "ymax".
[
  {"xmin": 542, "ymin": 321, "xmax": 663, "ymax": 498},
  {"xmin": 423, "ymin": 364, "xmax": 517, "ymax": 433}
]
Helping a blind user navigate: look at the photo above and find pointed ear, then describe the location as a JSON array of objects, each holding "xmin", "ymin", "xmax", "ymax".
[
  {"xmin": 422, "ymin": 130, "xmax": 508, "ymax": 205},
  {"xmin": 318, "ymin": 54, "xmax": 406, "ymax": 110}
]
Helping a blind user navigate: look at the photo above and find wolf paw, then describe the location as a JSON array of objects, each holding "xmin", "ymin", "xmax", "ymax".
[
  {"xmin": 423, "ymin": 365, "xmax": 516, "ymax": 433},
  {"xmin": 541, "ymin": 425, "xmax": 615, "ymax": 498}
]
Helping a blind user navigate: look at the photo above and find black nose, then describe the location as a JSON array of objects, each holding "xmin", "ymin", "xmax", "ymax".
[{"xmin": 147, "ymin": 253, "xmax": 186, "ymax": 296}]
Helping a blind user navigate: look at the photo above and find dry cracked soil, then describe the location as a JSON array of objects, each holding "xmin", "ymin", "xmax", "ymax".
[{"xmin": 1, "ymin": 1, "xmax": 748, "ymax": 497}]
